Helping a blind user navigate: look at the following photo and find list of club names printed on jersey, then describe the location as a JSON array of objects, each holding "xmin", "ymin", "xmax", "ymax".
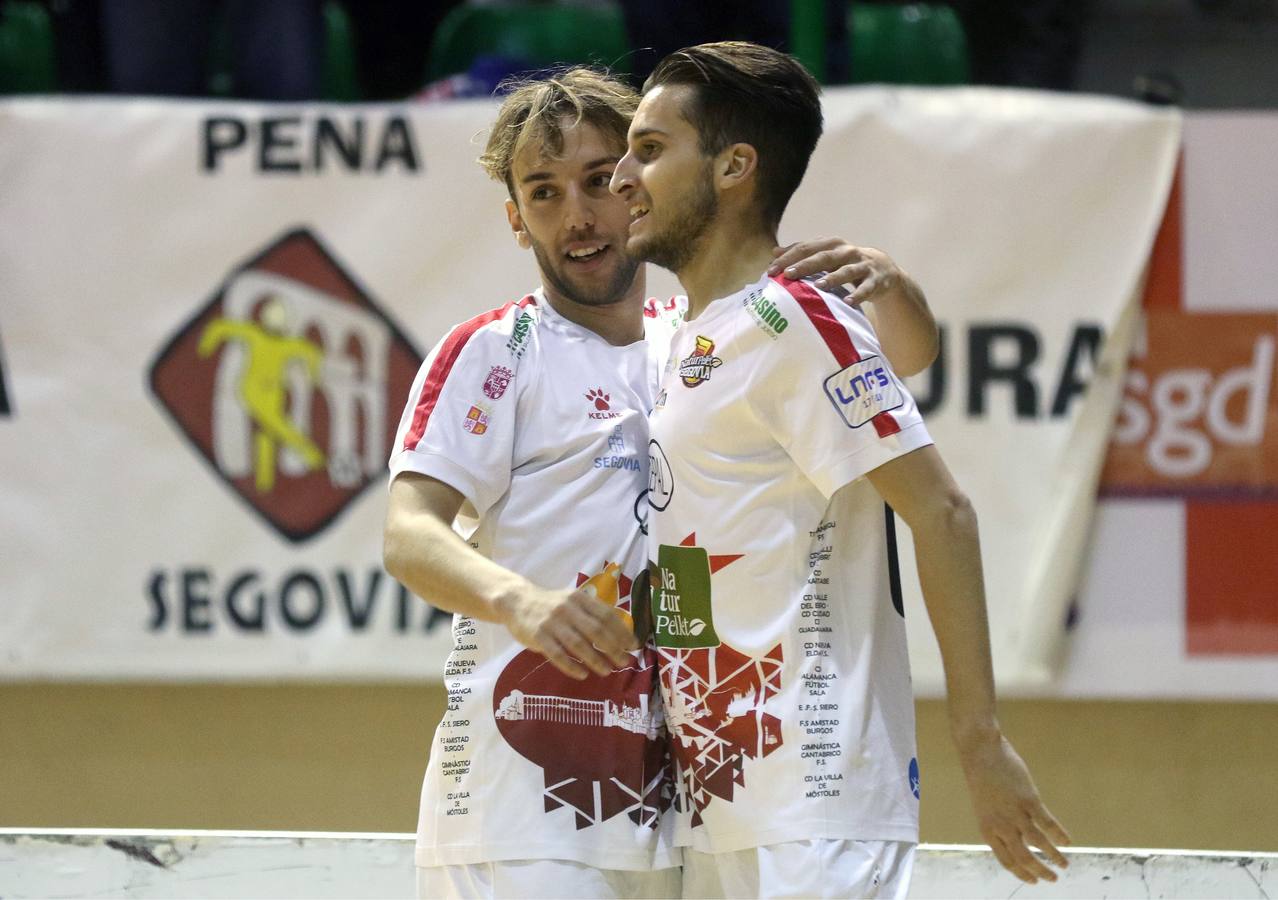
[
  {"xmin": 799, "ymin": 521, "xmax": 843, "ymax": 798},
  {"xmin": 440, "ymin": 615, "xmax": 478, "ymax": 818}
]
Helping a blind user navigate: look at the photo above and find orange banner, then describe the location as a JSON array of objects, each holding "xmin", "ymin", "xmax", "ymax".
[{"xmin": 1102, "ymin": 311, "xmax": 1278, "ymax": 493}]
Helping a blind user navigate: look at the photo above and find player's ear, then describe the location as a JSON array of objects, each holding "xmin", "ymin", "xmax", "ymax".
[
  {"xmin": 716, "ymin": 142, "xmax": 758, "ymax": 192},
  {"xmin": 506, "ymin": 200, "xmax": 532, "ymax": 250}
]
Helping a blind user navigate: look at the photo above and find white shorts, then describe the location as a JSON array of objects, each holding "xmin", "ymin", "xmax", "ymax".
[
  {"xmin": 416, "ymin": 859, "xmax": 681, "ymax": 900},
  {"xmin": 681, "ymin": 839, "xmax": 915, "ymax": 899}
]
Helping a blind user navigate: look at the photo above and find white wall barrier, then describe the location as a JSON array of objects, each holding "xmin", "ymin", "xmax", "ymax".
[{"xmin": 1, "ymin": 830, "xmax": 1273, "ymax": 898}]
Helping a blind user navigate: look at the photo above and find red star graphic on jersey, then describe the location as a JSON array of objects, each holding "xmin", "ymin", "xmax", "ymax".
[
  {"xmin": 659, "ymin": 534, "xmax": 782, "ymax": 827},
  {"xmin": 679, "ymin": 531, "xmax": 744, "ymax": 573}
]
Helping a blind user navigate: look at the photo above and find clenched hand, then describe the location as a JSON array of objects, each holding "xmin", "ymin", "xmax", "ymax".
[{"xmin": 497, "ymin": 586, "xmax": 639, "ymax": 680}]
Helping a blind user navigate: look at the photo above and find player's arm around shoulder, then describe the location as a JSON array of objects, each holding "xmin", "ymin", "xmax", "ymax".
[
  {"xmin": 384, "ymin": 304, "xmax": 636, "ymax": 679},
  {"xmin": 864, "ymin": 449, "xmax": 1071, "ymax": 885},
  {"xmin": 769, "ymin": 239, "xmax": 938, "ymax": 376}
]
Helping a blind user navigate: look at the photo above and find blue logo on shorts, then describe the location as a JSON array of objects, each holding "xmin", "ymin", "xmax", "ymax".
[{"xmin": 909, "ymin": 757, "xmax": 920, "ymax": 799}]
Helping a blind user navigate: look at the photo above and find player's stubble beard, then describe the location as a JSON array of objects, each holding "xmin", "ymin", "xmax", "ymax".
[
  {"xmin": 529, "ymin": 233, "xmax": 642, "ymax": 308},
  {"xmin": 628, "ymin": 159, "xmax": 719, "ymax": 275}
]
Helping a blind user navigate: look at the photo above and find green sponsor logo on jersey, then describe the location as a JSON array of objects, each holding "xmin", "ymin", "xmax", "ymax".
[
  {"xmin": 652, "ymin": 544, "xmax": 721, "ymax": 648},
  {"xmin": 506, "ymin": 310, "xmax": 534, "ymax": 359},
  {"xmin": 743, "ymin": 289, "xmax": 788, "ymax": 339}
]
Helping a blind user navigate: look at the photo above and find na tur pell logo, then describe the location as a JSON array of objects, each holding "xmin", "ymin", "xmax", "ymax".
[{"xmin": 149, "ymin": 228, "xmax": 422, "ymax": 542}]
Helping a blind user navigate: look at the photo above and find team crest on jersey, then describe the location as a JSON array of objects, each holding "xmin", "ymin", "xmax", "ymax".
[
  {"xmin": 823, "ymin": 355, "xmax": 905, "ymax": 428},
  {"xmin": 678, "ymin": 336, "xmax": 723, "ymax": 387},
  {"xmin": 462, "ymin": 404, "xmax": 490, "ymax": 435},
  {"xmin": 482, "ymin": 365, "xmax": 513, "ymax": 400},
  {"xmin": 148, "ymin": 228, "xmax": 421, "ymax": 543}
]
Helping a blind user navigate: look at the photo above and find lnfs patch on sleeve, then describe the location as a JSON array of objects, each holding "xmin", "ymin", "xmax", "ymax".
[{"xmin": 822, "ymin": 355, "xmax": 905, "ymax": 428}]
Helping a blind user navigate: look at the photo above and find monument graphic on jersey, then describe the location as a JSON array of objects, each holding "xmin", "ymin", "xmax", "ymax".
[{"xmin": 493, "ymin": 562, "xmax": 673, "ymax": 831}]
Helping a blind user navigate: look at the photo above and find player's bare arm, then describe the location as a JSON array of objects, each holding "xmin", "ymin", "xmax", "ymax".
[
  {"xmin": 769, "ymin": 238, "xmax": 939, "ymax": 376},
  {"xmin": 864, "ymin": 445, "xmax": 1072, "ymax": 885},
  {"xmin": 383, "ymin": 473, "xmax": 638, "ymax": 680}
]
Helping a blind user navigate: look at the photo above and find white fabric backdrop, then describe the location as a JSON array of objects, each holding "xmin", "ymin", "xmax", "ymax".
[{"xmin": 0, "ymin": 89, "xmax": 1180, "ymax": 688}]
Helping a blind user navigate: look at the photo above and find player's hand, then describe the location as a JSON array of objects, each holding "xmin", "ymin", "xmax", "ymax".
[
  {"xmin": 958, "ymin": 732, "xmax": 1072, "ymax": 884},
  {"xmin": 768, "ymin": 239, "xmax": 905, "ymax": 305},
  {"xmin": 497, "ymin": 587, "xmax": 639, "ymax": 680}
]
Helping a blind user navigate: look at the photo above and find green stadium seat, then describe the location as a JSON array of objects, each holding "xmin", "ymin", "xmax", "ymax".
[
  {"xmin": 320, "ymin": 0, "xmax": 359, "ymax": 101},
  {"xmin": 426, "ymin": 1, "xmax": 631, "ymax": 82},
  {"xmin": 849, "ymin": 2, "xmax": 970, "ymax": 86},
  {"xmin": 0, "ymin": 1, "xmax": 57, "ymax": 94}
]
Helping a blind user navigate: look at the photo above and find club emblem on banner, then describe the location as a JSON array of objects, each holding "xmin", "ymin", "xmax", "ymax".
[{"xmin": 149, "ymin": 228, "xmax": 421, "ymax": 542}]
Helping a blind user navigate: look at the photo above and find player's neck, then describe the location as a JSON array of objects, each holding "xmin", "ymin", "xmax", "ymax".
[
  {"xmin": 678, "ymin": 223, "xmax": 776, "ymax": 321},
  {"xmin": 540, "ymin": 269, "xmax": 648, "ymax": 346}
]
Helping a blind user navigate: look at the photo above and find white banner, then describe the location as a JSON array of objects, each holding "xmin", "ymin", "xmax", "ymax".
[{"xmin": 0, "ymin": 90, "xmax": 1179, "ymax": 686}]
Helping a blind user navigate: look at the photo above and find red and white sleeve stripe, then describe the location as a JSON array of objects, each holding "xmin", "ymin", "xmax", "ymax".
[
  {"xmin": 400, "ymin": 294, "xmax": 536, "ymax": 452},
  {"xmin": 772, "ymin": 275, "xmax": 902, "ymax": 438}
]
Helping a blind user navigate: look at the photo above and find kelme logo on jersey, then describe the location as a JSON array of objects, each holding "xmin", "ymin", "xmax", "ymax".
[
  {"xmin": 823, "ymin": 354, "xmax": 905, "ymax": 428},
  {"xmin": 585, "ymin": 387, "xmax": 622, "ymax": 420},
  {"xmin": 678, "ymin": 336, "xmax": 723, "ymax": 387},
  {"xmin": 743, "ymin": 290, "xmax": 788, "ymax": 339},
  {"xmin": 149, "ymin": 228, "xmax": 421, "ymax": 543}
]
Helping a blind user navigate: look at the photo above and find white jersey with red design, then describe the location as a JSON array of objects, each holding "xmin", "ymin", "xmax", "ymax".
[
  {"xmin": 389, "ymin": 289, "xmax": 683, "ymax": 870},
  {"xmin": 646, "ymin": 273, "xmax": 934, "ymax": 854}
]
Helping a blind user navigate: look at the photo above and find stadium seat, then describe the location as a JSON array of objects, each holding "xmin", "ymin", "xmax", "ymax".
[
  {"xmin": 320, "ymin": 1, "xmax": 359, "ymax": 101},
  {"xmin": 208, "ymin": 0, "xmax": 360, "ymax": 100},
  {"xmin": 425, "ymin": 1, "xmax": 631, "ymax": 82},
  {"xmin": 0, "ymin": 1, "xmax": 57, "ymax": 94},
  {"xmin": 849, "ymin": 2, "xmax": 970, "ymax": 86}
]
